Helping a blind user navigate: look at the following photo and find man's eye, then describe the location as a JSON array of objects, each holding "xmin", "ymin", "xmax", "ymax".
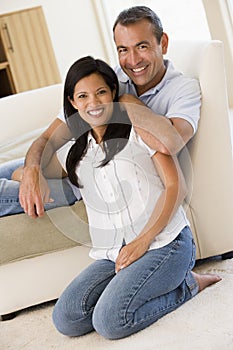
[
  {"xmin": 139, "ymin": 44, "xmax": 147, "ymax": 50},
  {"xmin": 118, "ymin": 48, "xmax": 127, "ymax": 54}
]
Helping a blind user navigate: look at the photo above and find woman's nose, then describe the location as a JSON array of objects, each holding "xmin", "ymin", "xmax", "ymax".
[{"xmin": 88, "ymin": 94, "xmax": 100, "ymax": 105}]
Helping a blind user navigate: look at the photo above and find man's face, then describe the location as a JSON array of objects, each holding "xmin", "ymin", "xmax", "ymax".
[{"xmin": 114, "ymin": 19, "xmax": 168, "ymax": 96}]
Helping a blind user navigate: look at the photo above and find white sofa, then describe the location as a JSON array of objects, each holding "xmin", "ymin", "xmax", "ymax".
[
  {"xmin": 1, "ymin": 40, "xmax": 233, "ymax": 319},
  {"xmin": 0, "ymin": 84, "xmax": 92, "ymax": 319},
  {"xmin": 166, "ymin": 40, "xmax": 233, "ymax": 259}
]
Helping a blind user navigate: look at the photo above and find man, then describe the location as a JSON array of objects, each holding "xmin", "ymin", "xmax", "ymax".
[{"xmin": 0, "ymin": 6, "xmax": 201, "ymax": 219}]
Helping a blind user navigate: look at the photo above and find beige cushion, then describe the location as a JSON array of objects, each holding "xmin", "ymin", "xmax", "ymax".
[
  {"xmin": 0, "ymin": 200, "xmax": 90, "ymax": 265},
  {"xmin": 0, "ymin": 110, "xmax": 91, "ymax": 267}
]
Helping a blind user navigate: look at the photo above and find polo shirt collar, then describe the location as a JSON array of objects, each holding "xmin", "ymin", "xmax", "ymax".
[{"xmin": 118, "ymin": 59, "xmax": 181, "ymax": 96}]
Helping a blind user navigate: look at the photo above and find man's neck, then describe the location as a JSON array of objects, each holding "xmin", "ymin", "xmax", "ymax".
[{"xmin": 135, "ymin": 64, "xmax": 167, "ymax": 96}]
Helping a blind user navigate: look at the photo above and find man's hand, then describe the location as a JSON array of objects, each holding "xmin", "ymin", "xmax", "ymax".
[
  {"xmin": 11, "ymin": 166, "xmax": 24, "ymax": 181},
  {"xmin": 19, "ymin": 166, "xmax": 53, "ymax": 218},
  {"xmin": 119, "ymin": 93, "xmax": 142, "ymax": 105},
  {"xmin": 115, "ymin": 238, "xmax": 149, "ymax": 273}
]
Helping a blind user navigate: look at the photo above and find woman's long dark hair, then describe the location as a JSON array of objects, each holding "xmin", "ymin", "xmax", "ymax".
[{"xmin": 64, "ymin": 56, "xmax": 132, "ymax": 188}]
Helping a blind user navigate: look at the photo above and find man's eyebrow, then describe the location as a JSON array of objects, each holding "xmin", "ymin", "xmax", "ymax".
[
  {"xmin": 136, "ymin": 40, "xmax": 150, "ymax": 46},
  {"xmin": 117, "ymin": 40, "xmax": 150, "ymax": 50},
  {"xmin": 116, "ymin": 45, "xmax": 126, "ymax": 50}
]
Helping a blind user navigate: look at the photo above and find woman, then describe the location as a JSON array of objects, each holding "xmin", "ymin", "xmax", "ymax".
[{"xmin": 52, "ymin": 56, "xmax": 220, "ymax": 340}]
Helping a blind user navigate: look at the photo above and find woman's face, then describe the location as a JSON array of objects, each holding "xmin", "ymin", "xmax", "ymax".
[{"xmin": 70, "ymin": 72, "xmax": 116, "ymax": 129}]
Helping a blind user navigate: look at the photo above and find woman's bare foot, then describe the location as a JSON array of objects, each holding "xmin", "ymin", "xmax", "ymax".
[{"xmin": 192, "ymin": 272, "xmax": 222, "ymax": 292}]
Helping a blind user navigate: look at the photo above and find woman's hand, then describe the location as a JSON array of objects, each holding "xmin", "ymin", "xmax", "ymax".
[{"xmin": 115, "ymin": 238, "xmax": 150, "ymax": 273}]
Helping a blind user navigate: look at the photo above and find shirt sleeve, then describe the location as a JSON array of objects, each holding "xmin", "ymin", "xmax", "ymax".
[
  {"xmin": 131, "ymin": 127, "xmax": 157, "ymax": 157},
  {"xmin": 166, "ymin": 78, "xmax": 201, "ymax": 134},
  {"xmin": 56, "ymin": 140, "xmax": 74, "ymax": 171},
  {"xmin": 57, "ymin": 108, "xmax": 66, "ymax": 122}
]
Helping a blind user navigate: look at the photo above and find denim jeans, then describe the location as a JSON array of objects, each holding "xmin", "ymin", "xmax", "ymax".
[
  {"xmin": 0, "ymin": 158, "xmax": 77, "ymax": 216},
  {"xmin": 52, "ymin": 226, "xmax": 198, "ymax": 340}
]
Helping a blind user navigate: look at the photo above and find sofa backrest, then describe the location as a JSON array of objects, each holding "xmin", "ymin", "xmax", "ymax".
[
  {"xmin": 166, "ymin": 40, "xmax": 233, "ymax": 258},
  {"xmin": 0, "ymin": 83, "xmax": 63, "ymax": 144}
]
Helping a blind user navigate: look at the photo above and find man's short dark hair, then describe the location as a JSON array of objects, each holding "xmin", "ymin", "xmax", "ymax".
[{"xmin": 113, "ymin": 6, "xmax": 163, "ymax": 43}]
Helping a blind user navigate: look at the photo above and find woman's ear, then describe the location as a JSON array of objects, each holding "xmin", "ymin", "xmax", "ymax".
[
  {"xmin": 112, "ymin": 88, "xmax": 117, "ymax": 101},
  {"xmin": 68, "ymin": 96, "xmax": 78, "ymax": 110}
]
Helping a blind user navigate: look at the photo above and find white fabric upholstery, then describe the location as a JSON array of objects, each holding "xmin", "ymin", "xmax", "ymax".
[
  {"xmin": 166, "ymin": 40, "xmax": 233, "ymax": 258},
  {"xmin": 0, "ymin": 84, "xmax": 62, "ymax": 144}
]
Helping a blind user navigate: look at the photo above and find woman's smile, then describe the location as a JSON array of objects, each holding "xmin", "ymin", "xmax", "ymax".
[
  {"xmin": 70, "ymin": 73, "xmax": 116, "ymax": 141},
  {"xmin": 87, "ymin": 107, "xmax": 105, "ymax": 118}
]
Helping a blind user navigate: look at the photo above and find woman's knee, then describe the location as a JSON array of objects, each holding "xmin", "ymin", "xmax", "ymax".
[
  {"xmin": 92, "ymin": 300, "xmax": 131, "ymax": 340},
  {"xmin": 52, "ymin": 301, "xmax": 76, "ymax": 336},
  {"xmin": 52, "ymin": 298, "xmax": 93, "ymax": 337}
]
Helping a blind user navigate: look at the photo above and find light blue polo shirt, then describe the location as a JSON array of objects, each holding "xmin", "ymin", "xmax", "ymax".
[{"xmin": 115, "ymin": 59, "xmax": 201, "ymax": 134}]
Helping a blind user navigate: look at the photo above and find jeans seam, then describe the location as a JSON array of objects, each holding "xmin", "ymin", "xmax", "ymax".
[
  {"xmin": 121, "ymin": 238, "xmax": 182, "ymax": 326},
  {"xmin": 0, "ymin": 199, "xmax": 19, "ymax": 203},
  {"xmin": 81, "ymin": 270, "xmax": 115, "ymax": 317}
]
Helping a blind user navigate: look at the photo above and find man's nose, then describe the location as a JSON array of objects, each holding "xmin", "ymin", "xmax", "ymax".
[{"xmin": 127, "ymin": 50, "xmax": 141, "ymax": 66}]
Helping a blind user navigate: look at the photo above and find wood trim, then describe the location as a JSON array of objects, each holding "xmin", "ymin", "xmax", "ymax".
[
  {"xmin": 0, "ymin": 6, "xmax": 61, "ymax": 93},
  {"xmin": 90, "ymin": 0, "xmax": 117, "ymax": 66},
  {"xmin": 0, "ymin": 61, "xmax": 8, "ymax": 70},
  {"xmin": 0, "ymin": 6, "xmax": 42, "ymax": 19}
]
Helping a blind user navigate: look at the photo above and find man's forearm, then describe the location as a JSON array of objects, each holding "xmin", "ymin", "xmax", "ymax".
[
  {"xmin": 119, "ymin": 94, "xmax": 188, "ymax": 155},
  {"xmin": 24, "ymin": 118, "xmax": 71, "ymax": 172},
  {"xmin": 24, "ymin": 136, "xmax": 52, "ymax": 170},
  {"xmin": 19, "ymin": 118, "xmax": 71, "ymax": 217}
]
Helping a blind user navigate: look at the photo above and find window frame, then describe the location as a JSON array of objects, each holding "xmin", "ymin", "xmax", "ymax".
[
  {"xmin": 202, "ymin": 0, "xmax": 233, "ymax": 107},
  {"xmin": 92, "ymin": 0, "xmax": 233, "ymax": 107}
]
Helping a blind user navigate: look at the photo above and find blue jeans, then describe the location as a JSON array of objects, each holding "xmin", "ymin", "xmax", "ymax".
[
  {"xmin": 0, "ymin": 158, "xmax": 77, "ymax": 216},
  {"xmin": 52, "ymin": 226, "xmax": 198, "ymax": 340}
]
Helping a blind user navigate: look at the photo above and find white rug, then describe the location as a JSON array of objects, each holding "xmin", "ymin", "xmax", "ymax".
[{"xmin": 1, "ymin": 258, "xmax": 233, "ymax": 350}]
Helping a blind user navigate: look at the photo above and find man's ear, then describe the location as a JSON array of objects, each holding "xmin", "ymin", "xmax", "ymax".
[
  {"xmin": 68, "ymin": 96, "xmax": 78, "ymax": 110},
  {"xmin": 161, "ymin": 33, "xmax": 169, "ymax": 54}
]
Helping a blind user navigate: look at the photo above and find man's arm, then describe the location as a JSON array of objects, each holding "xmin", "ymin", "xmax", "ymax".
[
  {"xmin": 119, "ymin": 94, "xmax": 194, "ymax": 155},
  {"xmin": 19, "ymin": 118, "xmax": 72, "ymax": 218},
  {"xmin": 12, "ymin": 154, "xmax": 67, "ymax": 181}
]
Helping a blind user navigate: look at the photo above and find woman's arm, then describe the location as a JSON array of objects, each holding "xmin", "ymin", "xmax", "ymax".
[{"xmin": 115, "ymin": 152, "xmax": 187, "ymax": 273}]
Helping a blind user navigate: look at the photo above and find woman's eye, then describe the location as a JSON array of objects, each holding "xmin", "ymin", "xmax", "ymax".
[
  {"xmin": 77, "ymin": 94, "xmax": 86, "ymax": 99},
  {"xmin": 98, "ymin": 89, "xmax": 107, "ymax": 95}
]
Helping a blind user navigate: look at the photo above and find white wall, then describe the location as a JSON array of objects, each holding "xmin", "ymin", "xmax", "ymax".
[{"xmin": 0, "ymin": 0, "xmax": 107, "ymax": 81}]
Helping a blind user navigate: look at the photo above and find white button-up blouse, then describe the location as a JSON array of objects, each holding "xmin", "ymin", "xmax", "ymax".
[{"xmin": 70, "ymin": 127, "xmax": 189, "ymax": 262}]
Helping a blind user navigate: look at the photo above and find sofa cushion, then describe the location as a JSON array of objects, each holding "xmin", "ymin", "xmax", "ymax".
[
  {"xmin": 0, "ymin": 127, "xmax": 46, "ymax": 165},
  {"xmin": 0, "ymin": 200, "xmax": 90, "ymax": 265},
  {"xmin": 0, "ymin": 124, "xmax": 91, "ymax": 266}
]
